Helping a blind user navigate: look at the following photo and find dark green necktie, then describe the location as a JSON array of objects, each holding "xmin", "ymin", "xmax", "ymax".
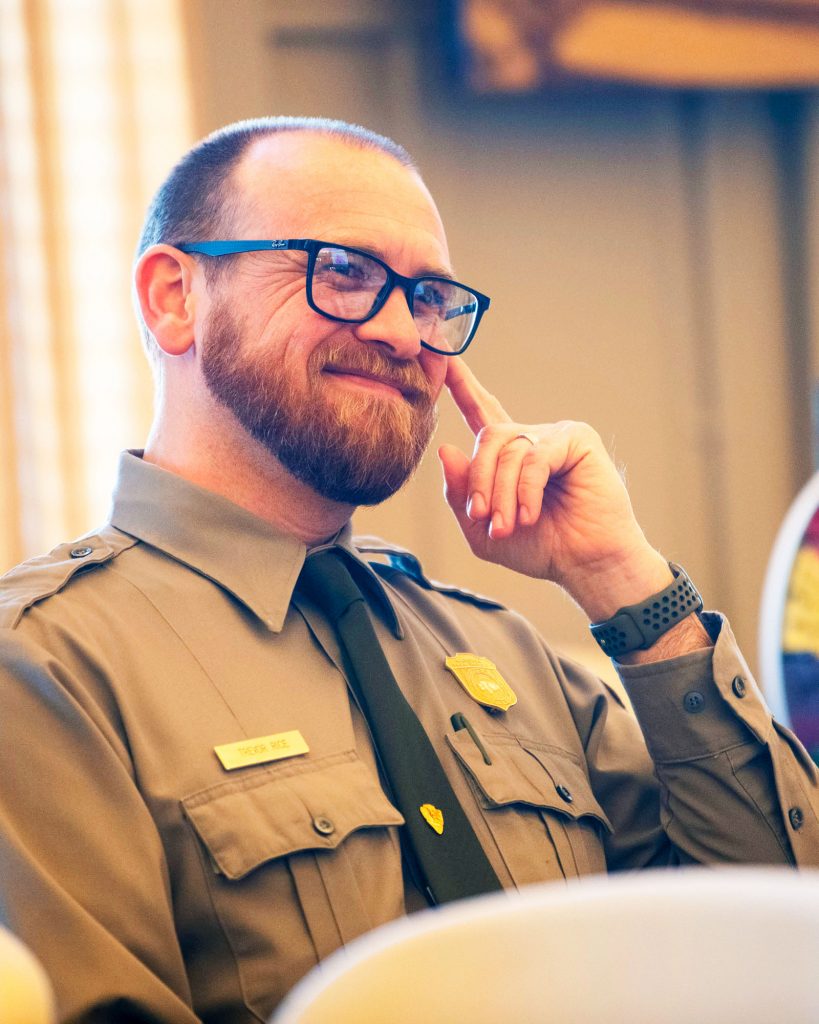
[{"xmin": 298, "ymin": 548, "xmax": 502, "ymax": 905}]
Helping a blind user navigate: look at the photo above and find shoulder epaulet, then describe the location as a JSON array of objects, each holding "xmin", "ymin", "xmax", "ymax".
[
  {"xmin": 0, "ymin": 525, "xmax": 138, "ymax": 629},
  {"xmin": 354, "ymin": 535, "xmax": 506, "ymax": 611}
]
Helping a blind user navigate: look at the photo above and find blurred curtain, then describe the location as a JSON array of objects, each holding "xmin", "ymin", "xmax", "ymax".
[{"xmin": 0, "ymin": 0, "xmax": 194, "ymax": 572}]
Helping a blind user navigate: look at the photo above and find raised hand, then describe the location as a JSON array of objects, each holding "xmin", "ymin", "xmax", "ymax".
[{"xmin": 437, "ymin": 357, "xmax": 675, "ymax": 623}]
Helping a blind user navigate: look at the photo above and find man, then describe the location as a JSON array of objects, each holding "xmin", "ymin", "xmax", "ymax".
[{"xmin": 1, "ymin": 116, "xmax": 817, "ymax": 1023}]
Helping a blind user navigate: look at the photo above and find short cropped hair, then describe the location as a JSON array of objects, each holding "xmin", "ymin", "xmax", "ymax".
[{"xmin": 134, "ymin": 116, "xmax": 416, "ymax": 362}]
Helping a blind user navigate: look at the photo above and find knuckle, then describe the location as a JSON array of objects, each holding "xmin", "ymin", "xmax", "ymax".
[
  {"xmin": 477, "ymin": 423, "xmax": 504, "ymax": 444},
  {"xmin": 554, "ymin": 419, "xmax": 601, "ymax": 450},
  {"xmin": 569, "ymin": 420, "xmax": 599, "ymax": 442}
]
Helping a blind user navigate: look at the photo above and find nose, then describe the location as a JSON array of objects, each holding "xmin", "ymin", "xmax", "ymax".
[{"xmin": 353, "ymin": 285, "xmax": 422, "ymax": 360}]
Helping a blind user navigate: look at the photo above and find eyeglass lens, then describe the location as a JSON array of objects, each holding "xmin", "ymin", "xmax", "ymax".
[{"xmin": 311, "ymin": 245, "xmax": 479, "ymax": 354}]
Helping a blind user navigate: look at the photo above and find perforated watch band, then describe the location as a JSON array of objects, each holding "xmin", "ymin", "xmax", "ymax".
[{"xmin": 589, "ymin": 563, "xmax": 703, "ymax": 657}]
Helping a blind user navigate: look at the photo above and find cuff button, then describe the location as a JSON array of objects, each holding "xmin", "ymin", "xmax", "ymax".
[
  {"xmin": 731, "ymin": 676, "xmax": 747, "ymax": 698},
  {"xmin": 683, "ymin": 691, "xmax": 705, "ymax": 714}
]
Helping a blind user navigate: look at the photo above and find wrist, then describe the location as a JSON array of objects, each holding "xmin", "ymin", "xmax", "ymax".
[
  {"xmin": 569, "ymin": 548, "xmax": 673, "ymax": 624},
  {"xmin": 617, "ymin": 612, "xmax": 712, "ymax": 665},
  {"xmin": 589, "ymin": 561, "xmax": 707, "ymax": 659}
]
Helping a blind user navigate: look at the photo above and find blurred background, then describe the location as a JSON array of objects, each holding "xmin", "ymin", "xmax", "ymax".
[{"xmin": 3, "ymin": 0, "xmax": 819, "ymax": 684}]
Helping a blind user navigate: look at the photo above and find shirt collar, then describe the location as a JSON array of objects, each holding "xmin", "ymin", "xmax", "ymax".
[{"xmin": 109, "ymin": 451, "xmax": 401, "ymax": 636}]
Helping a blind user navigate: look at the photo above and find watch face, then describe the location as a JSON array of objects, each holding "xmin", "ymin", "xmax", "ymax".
[{"xmin": 761, "ymin": 473, "xmax": 819, "ymax": 766}]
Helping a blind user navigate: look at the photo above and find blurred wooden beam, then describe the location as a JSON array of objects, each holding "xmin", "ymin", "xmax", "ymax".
[
  {"xmin": 462, "ymin": 0, "xmax": 819, "ymax": 91},
  {"xmin": 558, "ymin": 2, "xmax": 819, "ymax": 86}
]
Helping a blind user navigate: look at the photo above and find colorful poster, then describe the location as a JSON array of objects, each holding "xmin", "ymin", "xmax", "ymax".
[{"xmin": 782, "ymin": 507, "xmax": 819, "ymax": 763}]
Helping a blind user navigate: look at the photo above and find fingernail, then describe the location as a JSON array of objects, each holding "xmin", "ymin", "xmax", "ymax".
[
  {"xmin": 518, "ymin": 506, "xmax": 530, "ymax": 526},
  {"xmin": 468, "ymin": 493, "xmax": 486, "ymax": 519},
  {"xmin": 490, "ymin": 511, "xmax": 503, "ymax": 537}
]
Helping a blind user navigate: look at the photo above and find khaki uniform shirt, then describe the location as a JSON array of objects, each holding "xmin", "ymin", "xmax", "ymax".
[{"xmin": 1, "ymin": 451, "xmax": 818, "ymax": 1023}]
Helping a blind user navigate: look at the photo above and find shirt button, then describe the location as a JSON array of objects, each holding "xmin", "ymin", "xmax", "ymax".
[
  {"xmin": 70, "ymin": 546, "xmax": 93, "ymax": 559},
  {"xmin": 683, "ymin": 691, "xmax": 706, "ymax": 714},
  {"xmin": 789, "ymin": 807, "xmax": 804, "ymax": 831},
  {"xmin": 555, "ymin": 784, "xmax": 573, "ymax": 803},
  {"xmin": 731, "ymin": 676, "xmax": 747, "ymax": 698},
  {"xmin": 313, "ymin": 815, "xmax": 335, "ymax": 837}
]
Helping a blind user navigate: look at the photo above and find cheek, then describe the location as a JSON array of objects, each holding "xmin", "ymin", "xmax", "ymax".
[
  {"xmin": 249, "ymin": 289, "xmax": 329, "ymax": 360},
  {"xmin": 419, "ymin": 350, "xmax": 447, "ymax": 398},
  {"xmin": 258, "ymin": 313, "xmax": 342, "ymax": 381}
]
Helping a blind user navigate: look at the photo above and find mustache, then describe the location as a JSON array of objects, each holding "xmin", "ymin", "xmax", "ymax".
[{"xmin": 312, "ymin": 340, "xmax": 434, "ymax": 405}]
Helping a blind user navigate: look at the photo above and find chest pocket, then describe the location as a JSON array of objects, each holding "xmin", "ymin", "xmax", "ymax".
[
  {"xmin": 182, "ymin": 751, "xmax": 404, "ymax": 1018},
  {"xmin": 447, "ymin": 730, "xmax": 613, "ymax": 884}
]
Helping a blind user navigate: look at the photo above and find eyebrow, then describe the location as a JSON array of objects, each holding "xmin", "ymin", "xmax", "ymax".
[{"xmin": 330, "ymin": 237, "xmax": 456, "ymax": 281}]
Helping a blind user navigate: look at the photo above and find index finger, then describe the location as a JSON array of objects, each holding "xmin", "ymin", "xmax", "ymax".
[{"xmin": 445, "ymin": 356, "xmax": 512, "ymax": 435}]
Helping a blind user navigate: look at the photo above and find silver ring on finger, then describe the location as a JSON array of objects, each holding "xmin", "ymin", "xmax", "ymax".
[{"xmin": 510, "ymin": 432, "xmax": 538, "ymax": 447}]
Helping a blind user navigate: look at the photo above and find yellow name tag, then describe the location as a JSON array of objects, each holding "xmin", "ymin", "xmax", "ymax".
[
  {"xmin": 445, "ymin": 654, "xmax": 517, "ymax": 712},
  {"xmin": 214, "ymin": 730, "xmax": 309, "ymax": 771}
]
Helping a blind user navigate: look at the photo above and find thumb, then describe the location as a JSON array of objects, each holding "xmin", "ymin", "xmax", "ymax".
[{"xmin": 437, "ymin": 444, "xmax": 472, "ymax": 531}]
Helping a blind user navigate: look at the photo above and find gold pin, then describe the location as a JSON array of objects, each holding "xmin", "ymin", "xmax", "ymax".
[
  {"xmin": 420, "ymin": 803, "xmax": 444, "ymax": 835},
  {"xmin": 214, "ymin": 730, "xmax": 309, "ymax": 771},
  {"xmin": 445, "ymin": 654, "xmax": 517, "ymax": 712}
]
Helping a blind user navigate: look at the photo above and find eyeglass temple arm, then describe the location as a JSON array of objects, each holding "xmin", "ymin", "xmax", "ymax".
[{"xmin": 175, "ymin": 240, "xmax": 312, "ymax": 256}]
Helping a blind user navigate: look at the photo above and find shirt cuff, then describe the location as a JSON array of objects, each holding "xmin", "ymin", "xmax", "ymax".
[{"xmin": 615, "ymin": 612, "xmax": 773, "ymax": 763}]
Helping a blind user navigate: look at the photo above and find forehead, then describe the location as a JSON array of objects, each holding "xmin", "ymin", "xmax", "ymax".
[{"xmin": 230, "ymin": 133, "xmax": 451, "ymax": 274}]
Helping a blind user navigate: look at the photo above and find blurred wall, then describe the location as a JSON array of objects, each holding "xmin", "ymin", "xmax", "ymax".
[{"xmin": 182, "ymin": 0, "xmax": 819, "ymax": 679}]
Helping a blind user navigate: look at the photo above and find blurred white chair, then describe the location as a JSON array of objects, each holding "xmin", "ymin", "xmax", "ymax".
[
  {"xmin": 271, "ymin": 867, "xmax": 819, "ymax": 1024},
  {"xmin": 0, "ymin": 925, "xmax": 55, "ymax": 1024},
  {"xmin": 759, "ymin": 468, "xmax": 819, "ymax": 727}
]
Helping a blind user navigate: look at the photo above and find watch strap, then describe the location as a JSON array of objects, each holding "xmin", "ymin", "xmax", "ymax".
[{"xmin": 589, "ymin": 563, "xmax": 703, "ymax": 657}]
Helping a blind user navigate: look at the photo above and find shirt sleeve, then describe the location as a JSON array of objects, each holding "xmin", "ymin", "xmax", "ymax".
[
  {"xmin": 0, "ymin": 630, "xmax": 200, "ymax": 1024},
  {"xmin": 611, "ymin": 613, "xmax": 819, "ymax": 867}
]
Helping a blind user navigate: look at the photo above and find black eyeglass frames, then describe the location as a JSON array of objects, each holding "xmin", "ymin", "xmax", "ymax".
[{"xmin": 176, "ymin": 239, "xmax": 490, "ymax": 356}]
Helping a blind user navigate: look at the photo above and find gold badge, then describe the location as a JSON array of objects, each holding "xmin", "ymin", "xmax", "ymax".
[
  {"xmin": 420, "ymin": 803, "xmax": 444, "ymax": 834},
  {"xmin": 445, "ymin": 654, "xmax": 517, "ymax": 712},
  {"xmin": 214, "ymin": 730, "xmax": 309, "ymax": 771}
]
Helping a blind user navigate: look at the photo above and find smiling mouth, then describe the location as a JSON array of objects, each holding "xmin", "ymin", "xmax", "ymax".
[{"xmin": 322, "ymin": 366, "xmax": 418, "ymax": 401}]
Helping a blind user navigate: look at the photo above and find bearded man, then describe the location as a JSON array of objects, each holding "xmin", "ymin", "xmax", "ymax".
[{"xmin": 1, "ymin": 117, "xmax": 817, "ymax": 1024}]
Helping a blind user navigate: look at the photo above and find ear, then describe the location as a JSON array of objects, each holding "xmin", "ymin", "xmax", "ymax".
[{"xmin": 134, "ymin": 244, "xmax": 201, "ymax": 356}]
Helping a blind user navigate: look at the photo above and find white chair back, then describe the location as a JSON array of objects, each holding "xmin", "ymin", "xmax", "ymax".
[
  {"xmin": 272, "ymin": 867, "xmax": 819, "ymax": 1024},
  {"xmin": 0, "ymin": 925, "xmax": 55, "ymax": 1023}
]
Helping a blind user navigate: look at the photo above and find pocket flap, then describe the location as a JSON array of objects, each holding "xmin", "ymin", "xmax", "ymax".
[
  {"xmin": 447, "ymin": 731, "xmax": 612, "ymax": 833},
  {"xmin": 182, "ymin": 751, "xmax": 404, "ymax": 879}
]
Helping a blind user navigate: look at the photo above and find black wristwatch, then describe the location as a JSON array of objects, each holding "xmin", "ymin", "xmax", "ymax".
[{"xmin": 589, "ymin": 563, "xmax": 703, "ymax": 657}]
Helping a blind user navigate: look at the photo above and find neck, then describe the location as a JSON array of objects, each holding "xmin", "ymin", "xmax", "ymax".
[{"xmin": 144, "ymin": 415, "xmax": 355, "ymax": 547}]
